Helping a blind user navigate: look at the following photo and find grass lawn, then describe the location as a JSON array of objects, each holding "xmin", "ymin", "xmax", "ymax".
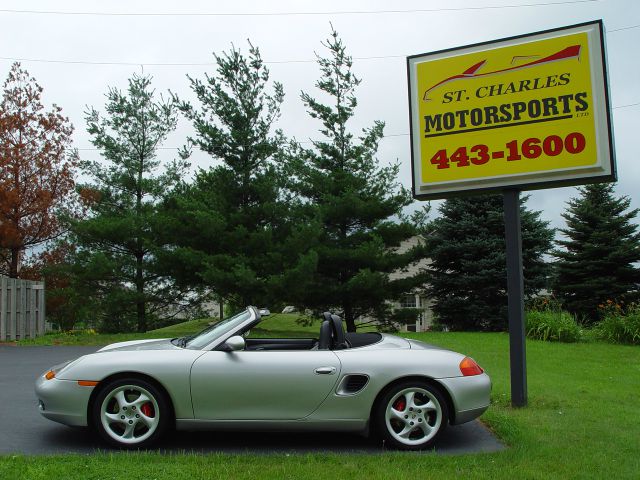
[
  {"xmin": 13, "ymin": 313, "xmax": 319, "ymax": 346},
  {"xmin": 3, "ymin": 318, "xmax": 640, "ymax": 479}
]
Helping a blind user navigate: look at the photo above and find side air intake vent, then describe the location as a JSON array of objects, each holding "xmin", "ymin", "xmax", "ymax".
[{"xmin": 337, "ymin": 374, "xmax": 369, "ymax": 395}]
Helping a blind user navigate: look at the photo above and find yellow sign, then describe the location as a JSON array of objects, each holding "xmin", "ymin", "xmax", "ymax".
[{"xmin": 407, "ymin": 21, "xmax": 615, "ymax": 199}]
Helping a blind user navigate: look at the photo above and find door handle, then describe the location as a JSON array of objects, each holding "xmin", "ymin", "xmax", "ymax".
[{"xmin": 314, "ymin": 366, "xmax": 336, "ymax": 375}]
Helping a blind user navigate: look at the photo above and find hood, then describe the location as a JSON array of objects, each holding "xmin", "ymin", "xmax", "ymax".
[{"xmin": 97, "ymin": 338, "xmax": 179, "ymax": 352}]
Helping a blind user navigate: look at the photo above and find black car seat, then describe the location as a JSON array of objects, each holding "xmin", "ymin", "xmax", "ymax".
[
  {"xmin": 330, "ymin": 314, "xmax": 349, "ymax": 349},
  {"xmin": 318, "ymin": 319, "xmax": 332, "ymax": 350}
]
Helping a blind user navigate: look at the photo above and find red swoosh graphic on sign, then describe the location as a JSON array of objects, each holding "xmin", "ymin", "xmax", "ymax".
[{"xmin": 422, "ymin": 45, "xmax": 581, "ymax": 101}]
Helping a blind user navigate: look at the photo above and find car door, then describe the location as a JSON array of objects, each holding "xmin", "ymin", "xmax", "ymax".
[{"xmin": 190, "ymin": 350, "xmax": 342, "ymax": 420}]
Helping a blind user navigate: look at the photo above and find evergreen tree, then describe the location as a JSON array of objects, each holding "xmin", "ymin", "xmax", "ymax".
[
  {"xmin": 426, "ymin": 194, "xmax": 554, "ymax": 331},
  {"xmin": 70, "ymin": 75, "xmax": 189, "ymax": 332},
  {"xmin": 553, "ymin": 183, "xmax": 640, "ymax": 324},
  {"xmin": 162, "ymin": 43, "xmax": 304, "ymax": 308},
  {"xmin": 288, "ymin": 29, "xmax": 424, "ymax": 332}
]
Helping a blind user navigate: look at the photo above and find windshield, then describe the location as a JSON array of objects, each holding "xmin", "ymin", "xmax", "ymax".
[{"xmin": 185, "ymin": 309, "xmax": 254, "ymax": 349}]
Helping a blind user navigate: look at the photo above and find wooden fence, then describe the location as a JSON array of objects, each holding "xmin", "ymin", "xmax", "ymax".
[{"xmin": 0, "ymin": 275, "xmax": 45, "ymax": 341}]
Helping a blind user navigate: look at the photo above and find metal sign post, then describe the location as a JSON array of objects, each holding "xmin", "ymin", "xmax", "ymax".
[{"xmin": 503, "ymin": 189, "xmax": 527, "ymax": 407}]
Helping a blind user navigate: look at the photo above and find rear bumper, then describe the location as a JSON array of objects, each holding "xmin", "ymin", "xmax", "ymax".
[
  {"xmin": 35, "ymin": 375, "xmax": 94, "ymax": 427},
  {"xmin": 438, "ymin": 373, "xmax": 491, "ymax": 425},
  {"xmin": 452, "ymin": 404, "xmax": 490, "ymax": 425}
]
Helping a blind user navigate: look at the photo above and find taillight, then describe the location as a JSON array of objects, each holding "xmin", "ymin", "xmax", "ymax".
[
  {"xmin": 460, "ymin": 357, "xmax": 484, "ymax": 376},
  {"xmin": 45, "ymin": 370, "xmax": 56, "ymax": 380}
]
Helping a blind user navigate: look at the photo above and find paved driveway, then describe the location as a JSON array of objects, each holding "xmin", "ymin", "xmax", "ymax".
[{"xmin": 0, "ymin": 345, "xmax": 503, "ymax": 455}]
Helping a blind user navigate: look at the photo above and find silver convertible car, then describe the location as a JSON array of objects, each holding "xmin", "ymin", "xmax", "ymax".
[{"xmin": 36, "ymin": 306, "xmax": 490, "ymax": 450}]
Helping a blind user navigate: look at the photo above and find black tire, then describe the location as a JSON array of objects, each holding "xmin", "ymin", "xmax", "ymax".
[
  {"xmin": 91, "ymin": 377, "xmax": 170, "ymax": 449},
  {"xmin": 373, "ymin": 380, "xmax": 448, "ymax": 450}
]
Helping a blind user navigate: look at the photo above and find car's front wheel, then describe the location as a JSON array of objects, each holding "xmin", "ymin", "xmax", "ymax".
[
  {"xmin": 374, "ymin": 381, "xmax": 448, "ymax": 450},
  {"xmin": 91, "ymin": 378, "xmax": 169, "ymax": 448}
]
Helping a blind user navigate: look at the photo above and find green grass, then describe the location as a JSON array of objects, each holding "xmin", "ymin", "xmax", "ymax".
[
  {"xmin": 249, "ymin": 313, "xmax": 319, "ymax": 337},
  {"xmin": 3, "ymin": 322, "xmax": 640, "ymax": 478},
  {"xmin": 13, "ymin": 313, "xmax": 317, "ymax": 346},
  {"xmin": 525, "ymin": 309, "xmax": 581, "ymax": 343}
]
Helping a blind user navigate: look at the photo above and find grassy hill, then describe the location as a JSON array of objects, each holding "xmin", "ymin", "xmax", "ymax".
[{"xmin": 14, "ymin": 312, "xmax": 320, "ymax": 346}]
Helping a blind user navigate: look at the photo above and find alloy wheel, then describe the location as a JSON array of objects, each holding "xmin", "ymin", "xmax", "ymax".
[
  {"xmin": 99, "ymin": 384, "xmax": 160, "ymax": 445},
  {"xmin": 384, "ymin": 387, "xmax": 443, "ymax": 446}
]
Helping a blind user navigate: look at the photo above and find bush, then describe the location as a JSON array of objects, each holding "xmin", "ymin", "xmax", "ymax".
[
  {"xmin": 526, "ymin": 309, "xmax": 581, "ymax": 342},
  {"xmin": 594, "ymin": 304, "xmax": 640, "ymax": 345},
  {"xmin": 526, "ymin": 295, "xmax": 563, "ymax": 312}
]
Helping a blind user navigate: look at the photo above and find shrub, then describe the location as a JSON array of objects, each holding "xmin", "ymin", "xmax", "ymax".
[
  {"xmin": 526, "ymin": 296, "xmax": 563, "ymax": 312},
  {"xmin": 594, "ymin": 304, "xmax": 640, "ymax": 345},
  {"xmin": 525, "ymin": 309, "xmax": 581, "ymax": 342}
]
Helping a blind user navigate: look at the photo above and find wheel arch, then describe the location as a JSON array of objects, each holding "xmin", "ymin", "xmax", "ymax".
[
  {"xmin": 369, "ymin": 375, "xmax": 456, "ymax": 426},
  {"xmin": 87, "ymin": 372, "xmax": 176, "ymax": 429}
]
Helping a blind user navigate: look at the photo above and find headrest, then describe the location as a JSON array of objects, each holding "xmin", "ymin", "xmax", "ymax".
[
  {"xmin": 318, "ymin": 320, "xmax": 332, "ymax": 350},
  {"xmin": 330, "ymin": 314, "xmax": 348, "ymax": 349}
]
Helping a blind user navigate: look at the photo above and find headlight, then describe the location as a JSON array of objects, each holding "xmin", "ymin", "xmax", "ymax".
[{"xmin": 42, "ymin": 358, "xmax": 78, "ymax": 380}]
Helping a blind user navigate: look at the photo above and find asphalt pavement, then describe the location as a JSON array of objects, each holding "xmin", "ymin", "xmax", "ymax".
[{"xmin": 0, "ymin": 345, "xmax": 504, "ymax": 455}]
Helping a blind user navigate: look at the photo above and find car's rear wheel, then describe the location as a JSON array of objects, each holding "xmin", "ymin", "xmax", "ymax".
[
  {"xmin": 91, "ymin": 378, "xmax": 169, "ymax": 448},
  {"xmin": 375, "ymin": 381, "xmax": 448, "ymax": 450}
]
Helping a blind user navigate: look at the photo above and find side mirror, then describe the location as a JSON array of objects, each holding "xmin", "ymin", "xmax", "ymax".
[
  {"xmin": 222, "ymin": 335, "xmax": 245, "ymax": 352},
  {"xmin": 259, "ymin": 308, "xmax": 270, "ymax": 317}
]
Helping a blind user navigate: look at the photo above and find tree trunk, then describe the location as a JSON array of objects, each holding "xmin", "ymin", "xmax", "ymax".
[
  {"xmin": 136, "ymin": 252, "xmax": 146, "ymax": 332},
  {"xmin": 135, "ymin": 150, "xmax": 146, "ymax": 332},
  {"xmin": 343, "ymin": 300, "xmax": 356, "ymax": 332},
  {"xmin": 9, "ymin": 248, "xmax": 21, "ymax": 278}
]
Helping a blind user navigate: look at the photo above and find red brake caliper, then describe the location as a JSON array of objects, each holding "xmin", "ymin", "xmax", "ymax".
[
  {"xmin": 140, "ymin": 402, "xmax": 155, "ymax": 417},
  {"xmin": 393, "ymin": 396, "xmax": 406, "ymax": 412}
]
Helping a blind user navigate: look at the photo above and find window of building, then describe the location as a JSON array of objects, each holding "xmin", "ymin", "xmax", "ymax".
[{"xmin": 399, "ymin": 295, "xmax": 418, "ymax": 309}]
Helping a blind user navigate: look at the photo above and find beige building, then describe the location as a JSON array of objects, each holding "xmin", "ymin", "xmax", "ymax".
[{"xmin": 388, "ymin": 236, "xmax": 434, "ymax": 332}]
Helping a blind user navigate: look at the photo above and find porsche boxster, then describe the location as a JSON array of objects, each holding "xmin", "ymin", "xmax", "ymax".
[{"xmin": 35, "ymin": 306, "xmax": 490, "ymax": 450}]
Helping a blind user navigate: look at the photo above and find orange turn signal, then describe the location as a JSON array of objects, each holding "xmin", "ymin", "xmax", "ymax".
[
  {"xmin": 77, "ymin": 380, "xmax": 99, "ymax": 387},
  {"xmin": 460, "ymin": 357, "xmax": 484, "ymax": 376},
  {"xmin": 44, "ymin": 370, "xmax": 56, "ymax": 380}
]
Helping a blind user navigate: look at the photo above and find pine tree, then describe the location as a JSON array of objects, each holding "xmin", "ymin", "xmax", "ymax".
[
  {"xmin": 162, "ymin": 43, "xmax": 303, "ymax": 308},
  {"xmin": 70, "ymin": 75, "xmax": 189, "ymax": 332},
  {"xmin": 426, "ymin": 194, "xmax": 554, "ymax": 331},
  {"xmin": 553, "ymin": 183, "xmax": 640, "ymax": 324},
  {"xmin": 288, "ymin": 29, "xmax": 424, "ymax": 332}
]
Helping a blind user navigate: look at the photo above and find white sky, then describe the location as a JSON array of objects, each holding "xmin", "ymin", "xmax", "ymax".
[{"xmin": 1, "ymin": 0, "xmax": 638, "ymax": 233}]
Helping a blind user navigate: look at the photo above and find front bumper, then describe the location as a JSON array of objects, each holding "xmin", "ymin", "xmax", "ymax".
[
  {"xmin": 35, "ymin": 374, "xmax": 95, "ymax": 427},
  {"xmin": 438, "ymin": 372, "xmax": 491, "ymax": 425}
]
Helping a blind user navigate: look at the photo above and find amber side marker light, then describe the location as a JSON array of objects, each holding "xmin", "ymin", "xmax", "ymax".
[
  {"xmin": 44, "ymin": 370, "xmax": 56, "ymax": 380},
  {"xmin": 77, "ymin": 380, "xmax": 99, "ymax": 387},
  {"xmin": 460, "ymin": 357, "xmax": 484, "ymax": 376}
]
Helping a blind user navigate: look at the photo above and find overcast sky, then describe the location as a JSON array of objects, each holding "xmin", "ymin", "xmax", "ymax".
[{"xmin": 1, "ymin": 0, "xmax": 638, "ymax": 234}]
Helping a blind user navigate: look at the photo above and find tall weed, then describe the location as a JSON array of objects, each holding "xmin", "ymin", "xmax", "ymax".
[
  {"xmin": 526, "ymin": 309, "xmax": 581, "ymax": 343},
  {"xmin": 595, "ymin": 304, "xmax": 640, "ymax": 345}
]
